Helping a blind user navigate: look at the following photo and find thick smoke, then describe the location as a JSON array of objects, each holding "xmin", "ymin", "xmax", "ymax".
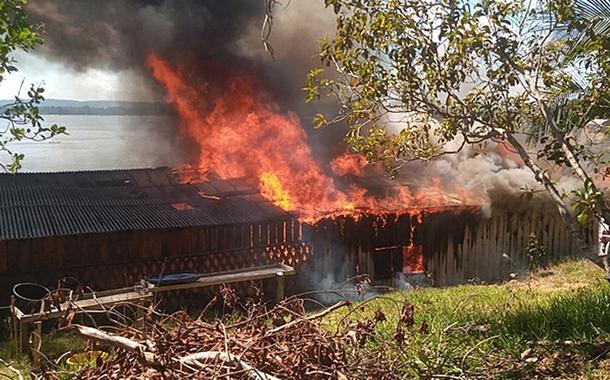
[
  {"xmin": 27, "ymin": 0, "xmax": 342, "ymax": 157},
  {"xmin": 26, "ymin": 0, "xmax": 555, "ymax": 211},
  {"xmin": 28, "ymin": 1, "xmax": 261, "ymax": 70},
  {"xmin": 27, "ymin": 1, "xmax": 263, "ymax": 99}
]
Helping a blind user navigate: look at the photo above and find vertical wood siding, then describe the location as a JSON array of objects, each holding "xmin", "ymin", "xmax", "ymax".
[
  {"xmin": 306, "ymin": 207, "xmax": 598, "ymax": 288},
  {"xmin": 0, "ymin": 219, "xmax": 309, "ymax": 304},
  {"xmin": 426, "ymin": 209, "xmax": 599, "ymax": 286}
]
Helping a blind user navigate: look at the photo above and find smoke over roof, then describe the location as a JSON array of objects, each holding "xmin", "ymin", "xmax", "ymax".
[
  {"xmin": 24, "ymin": 0, "xmax": 555, "ymax": 213},
  {"xmin": 28, "ymin": 1, "xmax": 261, "ymax": 70},
  {"xmin": 27, "ymin": 1, "xmax": 329, "ymax": 108}
]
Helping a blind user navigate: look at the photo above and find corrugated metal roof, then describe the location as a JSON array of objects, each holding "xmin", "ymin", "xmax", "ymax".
[{"xmin": 0, "ymin": 167, "xmax": 292, "ymax": 241}]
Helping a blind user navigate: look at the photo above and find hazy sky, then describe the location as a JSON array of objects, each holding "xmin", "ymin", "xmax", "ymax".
[
  {"xmin": 0, "ymin": 1, "xmax": 335, "ymax": 103},
  {"xmin": 0, "ymin": 0, "xmax": 336, "ymax": 103},
  {"xmin": 0, "ymin": 51, "xmax": 145, "ymax": 101}
]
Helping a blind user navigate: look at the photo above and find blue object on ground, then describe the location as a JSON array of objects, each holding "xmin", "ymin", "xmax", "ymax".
[{"xmin": 148, "ymin": 272, "xmax": 201, "ymax": 286}]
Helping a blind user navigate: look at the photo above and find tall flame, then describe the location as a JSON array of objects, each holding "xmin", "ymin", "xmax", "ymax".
[
  {"xmin": 147, "ymin": 53, "xmax": 480, "ymax": 222},
  {"xmin": 147, "ymin": 54, "xmax": 351, "ymax": 220}
]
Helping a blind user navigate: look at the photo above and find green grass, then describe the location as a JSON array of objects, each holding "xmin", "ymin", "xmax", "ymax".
[
  {"xmin": 0, "ymin": 341, "xmax": 30, "ymax": 378},
  {"xmin": 323, "ymin": 259, "xmax": 610, "ymax": 379},
  {"xmin": 1, "ymin": 259, "xmax": 609, "ymax": 379},
  {"xmin": 0, "ymin": 329, "xmax": 85, "ymax": 378}
]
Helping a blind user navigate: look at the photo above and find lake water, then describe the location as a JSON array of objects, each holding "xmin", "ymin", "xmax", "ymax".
[{"xmin": 8, "ymin": 115, "xmax": 180, "ymax": 172}]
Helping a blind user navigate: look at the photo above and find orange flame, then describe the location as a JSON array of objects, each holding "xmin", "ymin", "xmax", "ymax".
[
  {"xmin": 147, "ymin": 53, "xmax": 481, "ymax": 223},
  {"xmin": 147, "ymin": 54, "xmax": 350, "ymax": 220},
  {"xmin": 330, "ymin": 153, "xmax": 368, "ymax": 177},
  {"xmin": 403, "ymin": 245, "xmax": 425, "ymax": 273},
  {"xmin": 260, "ymin": 172, "xmax": 294, "ymax": 211}
]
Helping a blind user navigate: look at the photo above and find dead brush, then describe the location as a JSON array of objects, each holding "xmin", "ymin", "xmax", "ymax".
[{"xmin": 39, "ymin": 290, "xmax": 418, "ymax": 380}]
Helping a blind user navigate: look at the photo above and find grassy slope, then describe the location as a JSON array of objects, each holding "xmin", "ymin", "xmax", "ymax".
[
  {"xmin": 1, "ymin": 259, "xmax": 609, "ymax": 379},
  {"xmin": 323, "ymin": 259, "xmax": 610, "ymax": 379}
]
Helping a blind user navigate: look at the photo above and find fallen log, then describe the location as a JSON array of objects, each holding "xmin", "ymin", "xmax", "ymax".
[
  {"xmin": 70, "ymin": 324, "xmax": 159, "ymax": 366},
  {"xmin": 179, "ymin": 351, "xmax": 281, "ymax": 380}
]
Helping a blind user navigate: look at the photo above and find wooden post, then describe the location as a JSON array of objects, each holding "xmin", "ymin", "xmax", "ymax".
[
  {"xmin": 19, "ymin": 320, "xmax": 29, "ymax": 353},
  {"xmin": 10, "ymin": 296, "xmax": 30, "ymax": 353},
  {"xmin": 31, "ymin": 321, "xmax": 42, "ymax": 370},
  {"xmin": 10, "ymin": 295, "xmax": 17, "ymax": 341},
  {"xmin": 275, "ymin": 272, "xmax": 284, "ymax": 303}
]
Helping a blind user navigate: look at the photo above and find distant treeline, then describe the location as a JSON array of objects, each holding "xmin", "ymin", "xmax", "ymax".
[
  {"xmin": 37, "ymin": 104, "xmax": 174, "ymax": 115},
  {"xmin": 0, "ymin": 99, "xmax": 174, "ymax": 116}
]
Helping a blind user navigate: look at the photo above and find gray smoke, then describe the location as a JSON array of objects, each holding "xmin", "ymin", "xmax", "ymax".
[
  {"xmin": 25, "ymin": 0, "xmax": 560, "ymax": 210},
  {"xmin": 28, "ymin": 0, "xmax": 261, "ymax": 70},
  {"xmin": 27, "ymin": 0, "xmax": 343, "ymax": 157},
  {"xmin": 27, "ymin": 0, "xmax": 261, "ymax": 100}
]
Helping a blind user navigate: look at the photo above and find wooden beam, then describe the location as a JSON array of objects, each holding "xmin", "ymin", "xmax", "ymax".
[
  {"xmin": 16, "ymin": 290, "xmax": 152, "ymax": 324},
  {"xmin": 19, "ymin": 320, "xmax": 28, "ymax": 353},
  {"xmin": 149, "ymin": 263, "xmax": 295, "ymax": 293},
  {"xmin": 31, "ymin": 321, "xmax": 42, "ymax": 370}
]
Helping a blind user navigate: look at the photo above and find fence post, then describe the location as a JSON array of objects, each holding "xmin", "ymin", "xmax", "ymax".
[
  {"xmin": 31, "ymin": 321, "xmax": 42, "ymax": 370},
  {"xmin": 275, "ymin": 272, "xmax": 284, "ymax": 303}
]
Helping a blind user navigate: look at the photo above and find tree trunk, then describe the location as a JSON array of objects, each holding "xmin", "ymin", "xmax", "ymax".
[
  {"xmin": 528, "ymin": 91, "xmax": 610, "ymax": 279},
  {"xmin": 528, "ymin": 83, "xmax": 610, "ymax": 227},
  {"xmin": 505, "ymin": 133, "xmax": 576, "ymax": 224},
  {"xmin": 503, "ymin": 133, "xmax": 603, "ymax": 267},
  {"xmin": 546, "ymin": 121, "xmax": 610, "ymax": 225}
]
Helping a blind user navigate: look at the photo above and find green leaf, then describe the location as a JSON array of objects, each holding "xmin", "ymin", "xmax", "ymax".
[
  {"xmin": 577, "ymin": 212, "xmax": 590, "ymax": 224},
  {"xmin": 313, "ymin": 113, "xmax": 328, "ymax": 129}
]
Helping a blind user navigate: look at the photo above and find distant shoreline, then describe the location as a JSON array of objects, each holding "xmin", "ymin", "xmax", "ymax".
[
  {"xmin": 0, "ymin": 98, "xmax": 173, "ymax": 116},
  {"xmin": 37, "ymin": 106, "xmax": 173, "ymax": 116}
]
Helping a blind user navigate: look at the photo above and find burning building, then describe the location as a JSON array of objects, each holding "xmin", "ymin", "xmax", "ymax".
[
  {"xmin": 0, "ymin": 1, "xmax": 597, "ymax": 302},
  {"xmin": 0, "ymin": 167, "xmax": 598, "ymax": 303}
]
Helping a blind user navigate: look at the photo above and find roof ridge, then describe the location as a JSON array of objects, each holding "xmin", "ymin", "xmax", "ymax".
[{"xmin": 0, "ymin": 166, "xmax": 171, "ymax": 175}]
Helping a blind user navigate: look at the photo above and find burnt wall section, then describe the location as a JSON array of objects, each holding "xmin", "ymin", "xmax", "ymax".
[
  {"xmin": 302, "ymin": 213, "xmax": 418, "ymax": 289},
  {"xmin": 304, "ymin": 207, "xmax": 598, "ymax": 288},
  {"xmin": 0, "ymin": 219, "xmax": 309, "ymax": 304}
]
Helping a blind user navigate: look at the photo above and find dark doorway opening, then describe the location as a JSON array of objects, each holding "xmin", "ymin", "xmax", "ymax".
[{"xmin": 373, "ymin": 246, "xmax": 403, "ymax": 279}]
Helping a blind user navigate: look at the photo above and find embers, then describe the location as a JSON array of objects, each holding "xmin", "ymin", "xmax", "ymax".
[{"xmin": 171, "ymin": 202, "xmax": 194, "ymax": 211}]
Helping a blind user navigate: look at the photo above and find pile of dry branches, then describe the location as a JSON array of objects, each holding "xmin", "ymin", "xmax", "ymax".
[{"xmin": 52, "ymin": 293, "xmax": 407, "ymax": 380}]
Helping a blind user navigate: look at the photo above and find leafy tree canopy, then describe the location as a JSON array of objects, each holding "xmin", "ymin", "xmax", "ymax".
[
  {"xmin": 307, "ymin": 0, "xmax": 610, "ymax": 228},
  {"xmin": 0, "ymin": 0, "xmax": 65, "ymax": 172}
]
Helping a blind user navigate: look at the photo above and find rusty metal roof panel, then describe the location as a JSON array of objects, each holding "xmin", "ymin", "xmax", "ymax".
[{"xmin": 0, "ymin": 167, "xmax": 293, "ymax": 241}]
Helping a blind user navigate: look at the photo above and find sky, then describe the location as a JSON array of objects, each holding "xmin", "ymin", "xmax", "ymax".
[
  {"xmin": 0, "ymin": 1, "xmax": 336, "ymax": 103},
  {"xmin": 0, "ymin": 51, "xmax": 146, "ymax": 101},
  {"xmin": 0, "ymin": 0, "xmax": 335, "ymax": 103}
]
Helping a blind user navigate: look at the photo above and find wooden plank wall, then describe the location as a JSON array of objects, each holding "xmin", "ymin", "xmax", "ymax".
[
  {"xmin": 0, "ymin": 218, "xmax": 309, "ymax": 304},
  {"xmin": 426, "ymin": 209, "xmax": 599, "ymax": 286},
  {"xmin": 303, "ymin": 207, "xmax": 598, "ymax": 289},
  {"xmin": 0, "ymin": 209, "xmax": 598, "ymax": 303}
]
